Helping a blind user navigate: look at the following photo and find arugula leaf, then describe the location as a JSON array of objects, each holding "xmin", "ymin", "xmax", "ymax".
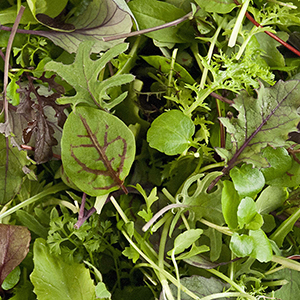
[
  {"xmin": 36, "ymin": 0, "xmax": 132, "ymax": 53},
  {"xmin": 216, "ymin": 80, "xmax": 300, "ymax": 170},
  {"xmin": 45, "ymin": 41, "xmax": 134, "ymax": 109},
  {"xmin": 61, "ymin": 106, "xmax": 135, "ymax": 196}
]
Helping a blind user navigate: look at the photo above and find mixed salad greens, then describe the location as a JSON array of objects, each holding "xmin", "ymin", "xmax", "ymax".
[{"xmin": 1, "ymin": 0, "xmax": 300, "ymax": 299}]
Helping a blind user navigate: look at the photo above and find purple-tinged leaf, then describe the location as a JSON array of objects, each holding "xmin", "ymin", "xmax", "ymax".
[
  {"xmin": 35, "ymin": 0, "xmax": 132, "ymax": 53},
  {"xmin": 61, "ymin": 106, "xmax": 135, "ymax": 196},
  {"xmin": 214, "ymin": 80, "xmax": 300, "ymax": 181},
  {"xmin": 0, "ymin": 135, "xmax": 32, "ymax": 204},
  {"xmin": 0, "ymin": 224, "xmax": 31, "ymax": 286}
]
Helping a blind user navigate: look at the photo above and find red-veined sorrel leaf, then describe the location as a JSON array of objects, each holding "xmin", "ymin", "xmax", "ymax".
[
  {"xmin": 216, "ymin": 80, "xmax": 300, "ymax": 170},
  {"xmin": 61, "ymin": 106, "xmax": 135, "ymax": 196},
  {"xmin": 35, "ymin": 0, "xmax": 132, "ymax": 53},
  {"xmin": 0, "ymin": 224, "xmax": 31, "ymax": 286}
]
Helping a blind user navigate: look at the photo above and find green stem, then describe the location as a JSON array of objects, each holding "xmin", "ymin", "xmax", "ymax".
[
  {"xmin": 159, "ymin": 213, "xmax": 175, "ymax": 300},
  {"xmin": 199, "ymin": 21, "xmax": 224, "ymax": 89},
  {"xmin": 197, "ymin": 162, "xmax": 225, "ymax": 173},
  {"xmin": 271, "ymin": 255, "xmax": 300, "ymax": 271},
  {"xmin": 185, "ymin": 87, "xmax": 213, "ymax": 116},
  {"xmin": 0, "ymin": 182, "xmax": 68, "ymax": 222},
  {"xmin": 200, "ymin": 218, "xmax": 233, "ymax": 236},
  {"xmin": 199, "ymin": 292, "xmax": 256, "ymax": 300},
  {"xmin": 228, "ymin": 0, "xmax": 250, "ymax": 47},
  {"xmin": 267, "ymin": 0, "xmax": 297, "ymax": 8},
  {"xmin": 167, "ymin": 48, "xmax": 178, "ymax": 97}
]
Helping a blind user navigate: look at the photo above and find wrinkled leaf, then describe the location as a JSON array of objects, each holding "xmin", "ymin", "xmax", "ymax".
[
  {"xmin": 147, "ymin": 110, "xmax": 195, "ymax": 155},
  {"xmin": 128, "ymin": 0, "xmax": 191, "ymax": 43},
  {"xmin": 61, "ymin": 106, "xmax": 135, "ymax": 196},
  {"xmin": 141, "ymin": 55, "xmax": 195, "ymax": 84},
  {"xmin": 30, "ymin": 238, "xmax": 96, "ymax": 300},
  {"xmin": 37, "ymin": 0, "xmax": 132, "ymax": 53},
  {"xmin": 0, "ymin": 224, "xmax": 31, "ymax": 286},
  {"xmin": 230, "ymin": 164, "xmax": 265, "ymax": 198},
  {"xmin": 45, "ymin": 41, "xmax": 134, "ymax": 108},
  {"xmin": 164, "ymin": 275, "xmax": 229, "ymax": 300},
  {"xmin": 194, "ymin": 0, "xmax": 236, "ymax": 14},
  {"xmin": 0, "ymin": 135, "xmax": 32, "ymax": 204},
  {"xmin": 216, "ymin": 80, "xmax": 300, "ymax": 169}
]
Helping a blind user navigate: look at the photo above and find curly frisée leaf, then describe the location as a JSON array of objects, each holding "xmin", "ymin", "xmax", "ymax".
[
  {"xmin": 61, "ymin": 106, "xmax": 135, "ymax": 196},
  {"xmin": 216, "ymin": 80, "xmax": 300, "ymax": 169}
]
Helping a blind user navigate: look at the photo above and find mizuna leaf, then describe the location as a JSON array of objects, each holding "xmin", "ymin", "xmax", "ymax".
[
  {"xmin": 0, "ymin": 224, "xmax": 31, "ymax": 286},
  {"xmin": 216, "ymin": 80, "xmax": 300, "ymax": 172},
  {"xmin": 61, "ymin": 106, "xmax": 135, "ymax": 196},
  {"xmin": 45, "ymin": 41, "xmax": 134, "ymax": 108},
  {"xmin": 36, "ymin": 0, "xmax": 132, "ymax": 53}
]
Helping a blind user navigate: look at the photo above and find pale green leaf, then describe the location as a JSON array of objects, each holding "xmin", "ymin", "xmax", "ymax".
[
  {"xmin": 147, "ymin": 110, "xmax": 195, "ymax": 155},
  {"xmin": 45, "ymin": 41, "xmax": 134, "ymax": 108},
  {"xmin": 249, "ymin": 229, "xmax": 273, "ymax": 262},
  {"xmin": 194, "ymin": 0, "xmax": 236, "ymax": 14},
  {"xmin": 230, "ymin": 233, "xmax": 254, "ymax": 258}
]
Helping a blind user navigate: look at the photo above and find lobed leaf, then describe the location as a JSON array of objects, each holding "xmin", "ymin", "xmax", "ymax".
[
  {"xmin": 45, "ymin": 41, "xmax": 134, "ymax": 108},
  {"xmin": 61, "ymin": 106, "xmax": 135, "ymax": 196},
  {"xmin": 216, "ymin": 80, "xmax": 300, "ymax": 170}
]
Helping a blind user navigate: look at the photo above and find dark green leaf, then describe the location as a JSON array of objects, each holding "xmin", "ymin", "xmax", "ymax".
[{"xmin": 61, "ymin": 106, "xmax": 135, "ymax": 196}]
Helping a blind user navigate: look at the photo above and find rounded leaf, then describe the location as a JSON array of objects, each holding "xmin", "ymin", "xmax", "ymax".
[
  {"xmin": 230, "ymin": 164, "xmax": 265, "ymax": 198},
  {"xmin": 230, "ymin": 233, "xmax": 254, "ymax": 258},
  {"xmin": 61, "ymin": 106, "xmax": 135, "ymax": 196},
  {"xmin": 147, "ymin": 110, "xmax": 195, "ymax": 155},
  {"xmin": 261, "ymin": 147, "xmax": 292, "ymax": 181}
]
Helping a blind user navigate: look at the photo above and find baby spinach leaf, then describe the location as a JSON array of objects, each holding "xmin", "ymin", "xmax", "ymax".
[
  {"xmin": 147, "ymin": 110, "xmax": 195, "ymax": 155},
  {"xmin": 230, "ymin": 164, "xmax": 265, "ymax": 198},
  {"xmin": 61, "ymin": 106, "xmax": 135, "ymax": 196},
  {"xmin": 37, "ymin": 0, "xmax": 132, "ymax": 53},
  {"xmin": 45, "ymin": 41, "xmax": 134, "ymax": 109},
  {"xmin": 30, "ymin": 238, "xmax": 96, "ymax": 300},
  {"xmin": 0, "ymin": 225, "xmax": 31, "ymax": 286},
  {"xmin": 217, "ymin": 80, "xmax": 300, "ymax": 172},
  {"xmin": 194, "ymin": 0, "xmax": 236, "ymax": 14},
  {"xmin": 128, "ymin": 0, "xmax": 190, "ymax": 43}
]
